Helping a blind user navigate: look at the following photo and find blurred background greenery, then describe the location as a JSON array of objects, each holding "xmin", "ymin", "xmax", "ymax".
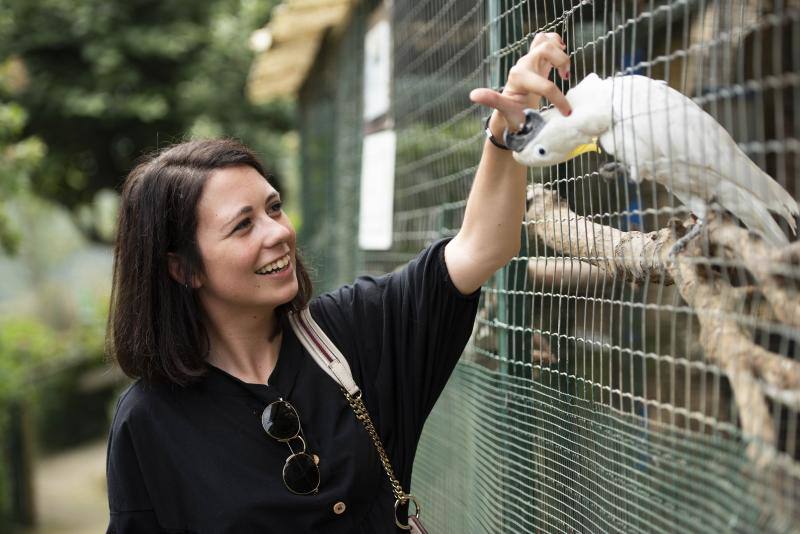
[{"xmin": 0, "ymin": 0, "xmax": 297, "ymax": 530}]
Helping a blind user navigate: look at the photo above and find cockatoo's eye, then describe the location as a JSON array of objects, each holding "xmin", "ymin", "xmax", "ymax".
[{"xmin": 535, "ymin": 145, "xmax": 547, "ymax": 156}]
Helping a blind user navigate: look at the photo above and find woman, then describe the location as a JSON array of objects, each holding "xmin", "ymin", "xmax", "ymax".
[{"xmin": 106, "ymin": 33, "xmax": 571, "ymax": 533}]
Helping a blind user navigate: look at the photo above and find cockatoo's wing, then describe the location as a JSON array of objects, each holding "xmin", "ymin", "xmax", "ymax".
[
  {"xmin": 597, "ymin": 77, "xmax": 675, "ymax": 183},
  {"xmin": 649, "ymin": 158, "xmax": 792, "ymax": 245},
  {"xmin": 601, "ymin": 75, "xmax": 798, "ymax": 242},
  {"xmin": 598, "ymin": 120, "xmax": 658, "ymax": 185}
]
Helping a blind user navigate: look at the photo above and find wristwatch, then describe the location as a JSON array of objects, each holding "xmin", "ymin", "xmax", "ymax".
[{"xmin": 484, "ymin": 110, "xmax": 544, "ymax": 152}]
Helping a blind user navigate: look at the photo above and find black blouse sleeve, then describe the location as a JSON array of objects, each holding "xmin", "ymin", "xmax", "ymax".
[
  {"xmin": 310, "ymin": 238, "xmax": 480, "ymax": 486},
  {"xmin": 106, "ymin": 386, "xmax": 163, "ymax": 533}
]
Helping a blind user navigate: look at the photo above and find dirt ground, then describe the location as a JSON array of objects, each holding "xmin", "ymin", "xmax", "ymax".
[{"xmin": 22, "ymin": 438, "xmax": 109, "ymax": 534}]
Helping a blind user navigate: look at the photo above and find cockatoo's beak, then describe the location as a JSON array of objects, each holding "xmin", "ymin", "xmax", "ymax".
[
  {"xmin": 566, "ymin": 140, "xmax": 601, "ymax": 159},
  {"xmin": 504, "ymin": 109, "xmax": 546, "ymax": 152}
]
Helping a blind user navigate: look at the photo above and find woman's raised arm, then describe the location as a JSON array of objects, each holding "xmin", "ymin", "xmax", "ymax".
[{"xmin": 444, "ymin": 33, "xmax": 572, "ymax": 294}]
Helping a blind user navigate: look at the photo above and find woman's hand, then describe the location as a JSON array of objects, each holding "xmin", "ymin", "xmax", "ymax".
[{"xmin": 470, "ymin": 33, "xmax": 572, "ymax": 135}]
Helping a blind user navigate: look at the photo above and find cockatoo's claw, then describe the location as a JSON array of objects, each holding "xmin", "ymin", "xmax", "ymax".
[
  {"xmin": 599, "ymin": 162, "xmax": 627, "ymax": 180},
  {"xmin": 669, "ymin": 219, "xmax": 705, "ymax": 260}
]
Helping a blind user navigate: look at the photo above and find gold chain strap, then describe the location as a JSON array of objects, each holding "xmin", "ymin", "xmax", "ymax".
[
  {"xmin": 344, "ymin": 390, "xmax": 421, "ymax": 530},
  {"xmin": 344, "ymin": 391, "xmax": 407, "ymax": 502}
]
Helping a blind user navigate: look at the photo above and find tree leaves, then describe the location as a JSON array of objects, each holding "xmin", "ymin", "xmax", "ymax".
[{"xmin": 1, "ymin": 0, "xmax": 285, "ymax": 216}]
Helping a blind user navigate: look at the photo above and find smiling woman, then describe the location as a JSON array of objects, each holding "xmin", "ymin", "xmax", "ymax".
[
  {"xmin": 186, "ymin": 165, "xmax": 302, "ymax": 382},
  {"xmin": 104, "ymin": 31, "xmax": 570, "ymax": 534},
  {"xmin": 108, "ymin": 139, "xmax": 313, "ymax": 386}
]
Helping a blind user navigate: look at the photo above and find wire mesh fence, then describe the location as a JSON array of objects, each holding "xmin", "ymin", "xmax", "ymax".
[{"xmin": 300, "ymin": 0, "xmax": 800, "ymax": 531}]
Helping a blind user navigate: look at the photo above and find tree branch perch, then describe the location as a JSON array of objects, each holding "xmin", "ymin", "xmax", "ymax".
[
  {"xmin": 526, "ymin": 184, "xmax": 674, "ymax": 285},
  {"xmin": 526, "ymin": 183, "xmax": 800, "ymax": 451}
]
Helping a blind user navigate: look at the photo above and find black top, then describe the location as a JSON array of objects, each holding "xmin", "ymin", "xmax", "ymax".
[{"xmin": 106, "ymin": 239, "xmax": 480, "ymax": 533}]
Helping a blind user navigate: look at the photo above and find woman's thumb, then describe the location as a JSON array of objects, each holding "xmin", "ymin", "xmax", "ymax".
[{"xmin": 470, "ymin": 88, "xmax": 526, "ymax": 130}]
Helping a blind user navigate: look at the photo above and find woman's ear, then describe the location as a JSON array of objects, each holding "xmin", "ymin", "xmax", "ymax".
[{"xmin": 167, "ymin": 253, "xmax": 201, "ymax": 288}]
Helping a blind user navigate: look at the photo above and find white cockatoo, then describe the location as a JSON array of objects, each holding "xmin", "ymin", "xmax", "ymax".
[{"xmin": 505, "ymin": 73, "xmax": 799, "ymax": 246}]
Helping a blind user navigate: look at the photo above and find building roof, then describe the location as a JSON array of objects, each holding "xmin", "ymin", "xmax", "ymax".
[{"xmin": 247, "ymin": 0, "xmax": 356, "ymax": 103}]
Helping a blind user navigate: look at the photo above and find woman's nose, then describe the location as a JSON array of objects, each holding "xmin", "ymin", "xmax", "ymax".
[{"xmin": 258, "ymin": 215, "xmax": 292, "ymax": 248}]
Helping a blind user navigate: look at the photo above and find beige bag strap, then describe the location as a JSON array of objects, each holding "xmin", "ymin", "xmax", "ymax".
[
  {"xmin": 287, "ymin": 308, "xmax": 360, "ymax": 396},
  {"xmin": 288, "ymin": 308, "xmax": 423, "ymax": 531}
]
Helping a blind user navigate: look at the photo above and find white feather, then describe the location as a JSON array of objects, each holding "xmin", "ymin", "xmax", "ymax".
[{"xmin": 515, "ymin": 73, "xmax": 799, "ymax": 245}]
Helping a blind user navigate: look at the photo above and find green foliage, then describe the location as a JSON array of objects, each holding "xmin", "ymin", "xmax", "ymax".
[
  {"xmin": 0, "ymin": 318, "xmax": 58, "ymax": 524},
  {"xmin": 0, "ymin": 305, "xmax": 109, "ymax": 525},
  {"xmin": 0, "ymin": 59, "xmax": 46, "ymax": 254},
  {"xmin": 0, "ymin": 0, "xmax": 289, "ymax": 215},
  {"xmin": 0, "ymin": 310, "xmax": 106, "ymax": 404},
  {"xmin": 0, "ymin": 318, "xmax": 61, "ymax": 402}
]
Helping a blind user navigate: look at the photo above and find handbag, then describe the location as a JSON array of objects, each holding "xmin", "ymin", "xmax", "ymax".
[{"xmin": 288, "ymin": 308, "xmax": 429, "ymax": 533}]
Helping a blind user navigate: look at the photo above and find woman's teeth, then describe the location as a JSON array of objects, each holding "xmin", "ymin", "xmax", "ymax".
[{"xmin": 255, "ymin": 254, "xmax": 290, "ymax": 275}]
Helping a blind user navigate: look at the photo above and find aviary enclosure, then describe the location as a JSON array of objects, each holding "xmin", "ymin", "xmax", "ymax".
[{"xmin": 287, "ymin": 0, "xmax": 800, "ymax": 531}]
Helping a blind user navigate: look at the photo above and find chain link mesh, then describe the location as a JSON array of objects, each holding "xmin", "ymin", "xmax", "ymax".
[{"xmin": 299, "ymin": 0, "xmax": 800, "ymax": 531}]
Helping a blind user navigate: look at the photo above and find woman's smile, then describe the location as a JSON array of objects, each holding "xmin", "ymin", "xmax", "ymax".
[
  {"xmin": 255, "ymin": 253, "xmax": 292, "ymax": 276},
  {"xmin": 255, "ymin": 255, "xmax": 295, "ymax": 281}
]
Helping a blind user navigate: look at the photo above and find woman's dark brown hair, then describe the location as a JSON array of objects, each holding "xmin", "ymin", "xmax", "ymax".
[{"xmin": 107, "ymin": 138, "xmax": 313, "ymax": 386}]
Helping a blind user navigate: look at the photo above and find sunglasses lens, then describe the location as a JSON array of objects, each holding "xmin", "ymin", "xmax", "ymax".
[
  {"xmin": 283, "ymin": 453, "xmax": 320, "ymax": 495},
  {"xmin": 262, "ymin": 401, "xmax": 300, "ymax": 441}
]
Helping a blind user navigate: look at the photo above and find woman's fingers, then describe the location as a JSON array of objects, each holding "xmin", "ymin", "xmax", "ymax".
[
  {"xmin": 518, "ymin": 39, "xmax": 571, "ymax": 80},
  {"xmin": 471, "ymin": 33, "xmax": 571, "ymax": 130},
  {"xmin": 505, "ymin": 67, "xmax": 571, "ymax": 116},
  {"xmin": 469, "ymin": 88, "xmax": 527, "ymax": 130},
  {"xmin": 531, "ymin": 32, "xmax": 566, "ymax": 50}
]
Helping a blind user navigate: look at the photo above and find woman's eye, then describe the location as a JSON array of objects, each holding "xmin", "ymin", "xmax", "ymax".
[
  {"xmin": 269, "ymin": 202, "xmax": 283, "ymax": 215},
  {"xmin": 234, "ymin": 218, "xmax": 252, "ymax": 232}
]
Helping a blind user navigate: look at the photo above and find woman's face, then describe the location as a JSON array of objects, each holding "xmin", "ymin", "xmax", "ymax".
[{"xmin": 193, "ymin": 165, "xmax": 299, "ymax": 315}]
